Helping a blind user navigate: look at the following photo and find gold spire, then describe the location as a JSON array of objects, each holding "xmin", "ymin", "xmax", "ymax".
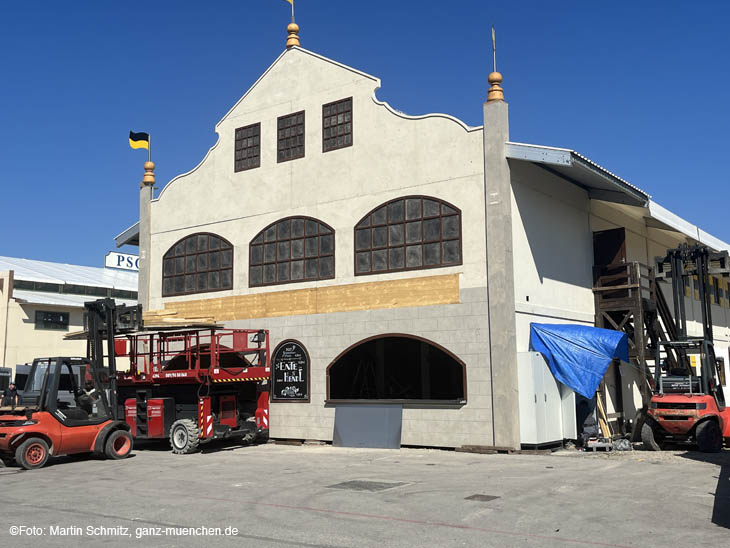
[
  {"xmin": 286, "ymin": 22, "xmax": 300, "ymax": 48},
  {"xmin": 141, "ymin": 161, "xmax": 155, "ymax": 188},
  {"xmin": 487, "ymin": 25, "xmax": 505, "ymax": 102}
]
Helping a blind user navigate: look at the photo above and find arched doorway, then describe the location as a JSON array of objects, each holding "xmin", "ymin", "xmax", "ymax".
[{"xmin": 327, "ymin": 334, "xmax": 466, "ymax": 403}]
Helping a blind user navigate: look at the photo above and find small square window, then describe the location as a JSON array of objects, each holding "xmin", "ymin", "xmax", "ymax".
[
  {"xmin": 322, "ymin": 97, "xmax": 353, "ymax": 152},
  {"xmin": 234, "ymin": 122, "xmax": 261, "ymax": 172},
  {"xmin": 35, "ymin": 311, "xmax": 69, "ymax": 331},
  {"xmin": 277, "ymin": 111, "xmax": 305, "ymax": 162}
]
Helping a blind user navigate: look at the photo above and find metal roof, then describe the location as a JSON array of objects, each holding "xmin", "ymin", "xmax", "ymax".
[
  {"xmin": 505, "ymin": 142, "xmax": 729, "ymax": 252},
  {"xmin": 0, "ymin": 256, "xmax": 137, "ymax": 291},
  {"xmin": 12, "ymin": 290, "xmax": 137, "ymax": 308},
  {"xmin": 506, "ymin": 142, "xmax": 649, "ymax": 207},
  {"xmin": 646, "ymin": 201, "xmax": 730, "ymax": 251}
]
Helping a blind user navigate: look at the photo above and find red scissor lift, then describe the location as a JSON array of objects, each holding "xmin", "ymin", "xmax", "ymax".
[{"xmin": 115, "ymin": 327, "xmax": 270, "ymax": 454}]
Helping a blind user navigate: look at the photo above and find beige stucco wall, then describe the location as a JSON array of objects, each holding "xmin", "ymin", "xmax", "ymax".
[
  {"xmin": 509, "ymin": 161, "xmax": 596, "ymax": 354},
  {"xmin": 145, "ymin": 47, "xmax": 492, "ymax": 446},
  {"xmin": 1, "ymin": 299, "xmax": 86, "ymax": 374},
  {"xmin": 148, "ymin": 47, "xmax": 486, "ymax": 311}
]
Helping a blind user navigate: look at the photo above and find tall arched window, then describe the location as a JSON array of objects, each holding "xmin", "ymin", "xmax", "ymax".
[
  {"xmin": 354, "ymin": 196, "xmax": 462, "ymax": 275},
  {"xmin": 249, "ymin": 216, "xmax": 335, "ymax": 287},
  {"xmin": 162, "ymin": 233, "xmax": 233, "ymax": 297}
]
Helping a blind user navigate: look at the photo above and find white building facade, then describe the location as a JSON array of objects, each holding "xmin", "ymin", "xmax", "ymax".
[{"xmin": 121, "ymin": 35, "xmax": 730, "ymax": 449}]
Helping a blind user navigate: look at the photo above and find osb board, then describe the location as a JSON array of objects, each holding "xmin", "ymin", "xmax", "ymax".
[{"xmin": 144, "ymin": 274, "xmax": 459, "ymax": 323}]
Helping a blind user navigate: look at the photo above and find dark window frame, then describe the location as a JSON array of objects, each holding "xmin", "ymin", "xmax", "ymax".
[
  {"xmin": 249, "ymin": 216, "xmax": 335, "ymax": 288},
  {"xmin": 353, "ymin": 195, "xmax": 463, "ymax": 276},
  {"xmin": 234, "ymin": 122, "xmax": 261, "ymax": 172},
  {"xmin": 325, "ymin": 333, "xmax": 467, "ymax": 404},
  {"xmin": 322, "ymin": 97, "xmax": 353, "ymax": 152},
  {"xmin": 162, "ymin": 232, "xmax": 234, "ymax": 297},
  {"xmin": 277, "ymin": 110, "xmax": 305, "ymax": 163},
  {"xmin": 35, "ymin": 310, "xmax": 70, "ymax": 331}
]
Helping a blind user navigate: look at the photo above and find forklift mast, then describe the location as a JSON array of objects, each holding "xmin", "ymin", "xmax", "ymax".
[
  {"xmin": 656, "ymin": 245, "xmax": 728, "ymax": 342},
  {"xmin": 84, "ymin": 299, "xmax": 143, "ymax": 420},
  {"xmin": 654, "ymin": 244, "xmax": 729, "ymax": 390}
]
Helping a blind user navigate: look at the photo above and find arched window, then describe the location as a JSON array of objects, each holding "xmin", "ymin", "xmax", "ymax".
[
  {"xmin": 327, "ymin": 334, "xmax": 466, "ymax": 402},
  {"xmin": 249, "ymin": 216, "xmax": 334, "ymax": 287},
  {"xmin": 162, "ymin": 233, "xmax": 233, "ymax": 297},
  {"xmin": 354, "ymin": 196, "xmax": 461, "ymax": 275}
]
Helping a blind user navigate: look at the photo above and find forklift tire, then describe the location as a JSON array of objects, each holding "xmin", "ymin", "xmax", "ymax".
[
  {"xmin": 15, "ymin": 438, "xmax": 50, "ymax": 470},
  {"xmin": 170, "ymin": 419, "xmax": 200, "ymax": 455},
  {"xmin": 105, "ymin": 430, "xmax": 133, "ymax": 460},
  {"xmin": 695, "ymin": 420, "xmax": 722, "ymax": 453},
  {"xmin": 641, "ymin": 423, "xmax": 662, "ymax": 451}
]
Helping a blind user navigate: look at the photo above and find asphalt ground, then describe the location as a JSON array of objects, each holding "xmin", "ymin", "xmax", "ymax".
[{"xmin": 0, "ymin": 441, "xmax": 728, "ymax": 548}]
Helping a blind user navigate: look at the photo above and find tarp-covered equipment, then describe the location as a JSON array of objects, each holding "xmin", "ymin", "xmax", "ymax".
[{"xmin": 529, "ymin": 323, "xmax": 629, "ymax": 399}]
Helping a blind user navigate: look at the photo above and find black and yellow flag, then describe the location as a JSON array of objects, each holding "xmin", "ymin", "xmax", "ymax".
[{"xmin": 129, "ymin": 131, "xmax": 150, "ymax": 150}]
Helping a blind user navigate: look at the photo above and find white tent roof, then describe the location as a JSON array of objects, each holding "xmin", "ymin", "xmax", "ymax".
[
  {"xmin": 0, "ymin": 256, "xmax": 137, "ymax": 291},
  {"xmin": 12, "ymin": 290, "xmax": 137, "ymax": 308}
]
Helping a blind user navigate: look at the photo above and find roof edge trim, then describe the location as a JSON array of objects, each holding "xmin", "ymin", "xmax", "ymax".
[
  {"xmin": 506, "ymin": 142, "xmax": 650, "ymax": 207},
  {"xmin": 215, "ymin": 46, "xmax": 379, "ymax": 132},
  {"xmin": 156, "ymin": 47, "xmax": 381, "ymax": 202},
  {"xmin": 371, "ymin": 96, "xmax": 482, "ymax": 133},
  {"xmin": 114, "ymin": 222, "xmax": 140, "ymax": 248},
  {"xmin": 647, "ymin": 200, "xmax": 730, "ymax": 252}
]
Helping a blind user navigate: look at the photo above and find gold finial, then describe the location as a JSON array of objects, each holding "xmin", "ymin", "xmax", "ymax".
[
  {"xmin": 487, "ymin": 71, "xmax": 504, "ymax": 102},
  {"xmin": 487, "ymin": 25, "xmax": 504, "ymax": 102},
  {"xmin": 286, "ymin": 22, "xmax": 300, "ymax": 48},
  {"xmin": 141, "ymin": 161, "xmax": 155, "ymax": 188}
]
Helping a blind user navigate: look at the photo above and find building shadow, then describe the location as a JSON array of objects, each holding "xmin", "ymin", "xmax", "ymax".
[{"xmin": 679, "ymin": 450, "xmax": 730, "ymax": 529}]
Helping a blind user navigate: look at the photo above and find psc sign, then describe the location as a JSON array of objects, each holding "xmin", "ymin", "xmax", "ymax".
[{"xmin": 105, "ymin": 252, "xmax": 140, "ymax": 271}]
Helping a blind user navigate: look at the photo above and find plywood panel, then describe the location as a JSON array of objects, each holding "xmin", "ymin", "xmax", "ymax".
[{"xmin": 144, "ymin": 274, "xmax": 459, "ymax": 323}]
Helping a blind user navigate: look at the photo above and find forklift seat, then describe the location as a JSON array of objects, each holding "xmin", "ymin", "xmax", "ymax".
[{"xmin": 63, "ymin": 407, "xmax": 90, "ymax": 421}]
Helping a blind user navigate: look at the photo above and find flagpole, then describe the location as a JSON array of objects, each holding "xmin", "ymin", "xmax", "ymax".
[
  {"xmin": 492, "ymin": 26, "xmax": 497, "ymax": 73},
  {"xmin": 291, "ymin": 0, "xmax": 295, "ymax": 23},
  {"xmin": 148, "ymin": 134, "xmax": 151, "ymax": 163}
]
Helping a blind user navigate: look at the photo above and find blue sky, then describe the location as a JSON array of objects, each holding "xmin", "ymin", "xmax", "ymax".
[{"xmin": 1, "ymin": 1, "xmax": 728, "ymax": 267}]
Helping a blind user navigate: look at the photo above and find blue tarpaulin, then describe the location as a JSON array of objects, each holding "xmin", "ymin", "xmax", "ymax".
[{"xmin": 529, "ymin": 323, "xmax": 629, "ymax": 399}]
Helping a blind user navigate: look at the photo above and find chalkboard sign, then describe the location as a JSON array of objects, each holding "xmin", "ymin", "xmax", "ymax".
[{"xmin": 271, "ymin": 340, "xmax": 310, "ymax": 402}]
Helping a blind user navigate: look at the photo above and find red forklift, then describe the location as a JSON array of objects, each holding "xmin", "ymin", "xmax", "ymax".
[
  {"xmin": 642, "ymin": 245, "xmax": 730, "ymax": 452},
  {"xmin": 115, "ymin": 325, "xmax": 270, "ymax": 454},
  {"xmin": 0, "ymin": 299, "xmax": 141, "ymax": 469}
]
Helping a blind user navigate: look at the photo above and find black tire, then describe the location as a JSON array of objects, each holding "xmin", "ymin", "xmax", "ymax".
[
  {"xmin": 15, "ymin": 438, "xmax": 50, "ymax": 470},
  {"xmin": 170, "ymin": 419, "xmax": 200, "ymax": 455},
  {"xmin": 641, "ymin": 423, "xmax": 662, "ymax": 451},
  {"xmin": 105, "ymin": 430, "xmax": 133, "ymax": 460},
  {"xmin": 695, "ymin": 420, "xmax": 722, "ymax": 453}
]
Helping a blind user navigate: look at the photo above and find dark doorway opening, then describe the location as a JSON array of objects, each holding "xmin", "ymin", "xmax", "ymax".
[
  {"xmin": 593, "ymin": 227, "xmax": 627, "ymax": 269},
  {"xmin": 327, "ymin": 335, "xmax": 466, "ymax": 402}
]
